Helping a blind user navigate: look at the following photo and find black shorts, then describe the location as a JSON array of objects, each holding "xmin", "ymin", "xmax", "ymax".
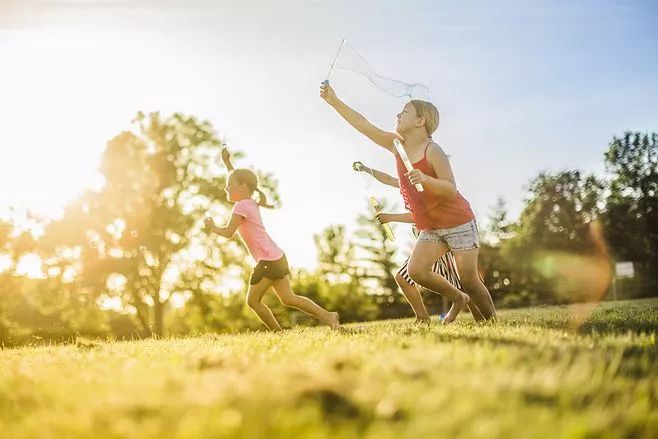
[{"xmin": 249, "ymin": 254, "xmax": 290, "ymax": 285}]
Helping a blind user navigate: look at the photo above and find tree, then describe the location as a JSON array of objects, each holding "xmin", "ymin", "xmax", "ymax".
[
  {"xmin": 0, "ymin": 212, "xmax": 107, "ymax": 345},
  {"xmin": 40, "ymin": 112, "xmax": 277, "ymax": 337},
  {"xmin": 502, "ymin": 171, "xmax": 608, "ymax": 304},
  {"xmin": 487, "ymin": 197, "xmax": 513, "ymax": 244},
  {"xmin": 313, "ymin": 224, "xmax": 357, "ymax": 284},
  {"xmin": 604, "ymin": 132, "xmax": 658, "ymax": 296},
  {"xmin": 479, "ymin": 198, "xmax": 517, "ymax": 305},
  {"xmin": 309, "ymin": 224, "xmax": 377, "ymax": 322},
  {"xmin": 353, "ymin": 200, "xmax": 408, "ymax": 318},
  {"xmin": 512, "ymin": 171, "xmax": 603, "ymax": 252}
]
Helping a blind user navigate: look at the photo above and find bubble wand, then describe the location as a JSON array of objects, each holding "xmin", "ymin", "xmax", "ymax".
[
  {"xmin": 393, "ymin": 138, "xmax": 424, "ymax": 192},
  {"xmin": 369, "ymin": 196, "xmax": 395, "ymax": 242},
  {"xmin": 326, "ymin": 37, "xmax": 347, "ymax": 81}
]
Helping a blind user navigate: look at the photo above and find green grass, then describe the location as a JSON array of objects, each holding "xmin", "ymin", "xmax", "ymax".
[{"xmin": 1, "ymin": 299, "xmax": 657, "ymax": 438}]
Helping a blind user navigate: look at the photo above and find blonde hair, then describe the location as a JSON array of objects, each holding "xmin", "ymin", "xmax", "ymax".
[
  {"xmin": 229, "ymin": 169, "xmax": 274, "ymax": 209},
  {"xmin": 410, "ymin": 100, "xmax": 440, "ymax": 137}
]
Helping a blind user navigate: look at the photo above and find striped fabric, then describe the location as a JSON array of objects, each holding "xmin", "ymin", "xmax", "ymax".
[
  {"xmin": 399, "ymin": 226, "xmax": 462, "ymax": 289},
  {"xmin": 397, "ymin": 225, "xmax": 484, "ymax": 290},
  {"xmin": 398, "ymin": 252, "xmax": 462, "ymax": 289}
]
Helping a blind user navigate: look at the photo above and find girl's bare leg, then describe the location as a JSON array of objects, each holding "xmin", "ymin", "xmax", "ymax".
[
  {"xmin": 454, "ymin": 248, "xmax": 497, "ymax": 320},
  {"xmin": 408, "ymin": 241, "xmax": 469, "ymax": 324},
  {"xmin": 395, "ymin": 272, "xmax": 431, "ymax": 322},
  {"xmin": 246, "ymin": 279, "xmax": 282, "ymax": 331},
  {"xmin": 271, "ymin": 277, "xmax": 340, "ymax": 329}
]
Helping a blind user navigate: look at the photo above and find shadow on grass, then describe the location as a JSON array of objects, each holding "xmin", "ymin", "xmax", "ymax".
[
  {"xmin": 499, "ymin": 299, "xmax": 658, "ymax": 336},
  {"xmin": 425, "ymin": 329, "xmax": 657, "ymax": 379}
]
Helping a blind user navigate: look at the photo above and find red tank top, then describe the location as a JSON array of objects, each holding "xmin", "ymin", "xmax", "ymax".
[{"xmin": 396, "ymin": 142, "xmax": 475, "ymax": 230}]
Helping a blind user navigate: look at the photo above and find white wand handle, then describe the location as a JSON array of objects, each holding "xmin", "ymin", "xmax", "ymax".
[{"xmin": 393, "ymin": 139, "xmax": 424, "ymax": 192}]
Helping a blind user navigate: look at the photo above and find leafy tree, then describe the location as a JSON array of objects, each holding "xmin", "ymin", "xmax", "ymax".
[
  {"xmin": 604, "ymin": 132, "xmax": 657, "ymax": 296},
  {"xmin": 40, "ymin": 112, "xmax": 277, "ymax": 336},
  {"xmin": 503, "ymin": 171, "xmax": 607, "ymax": 303},
  {"xmin": 479, "ymin": 198, "xmax": 517, "ymax": 305},
  {"xmin": 353, "ymin": 200, "xmax": 409, "ymax": 318}
]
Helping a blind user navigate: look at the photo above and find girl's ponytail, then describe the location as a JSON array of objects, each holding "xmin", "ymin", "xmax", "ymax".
[{"xmin": 255, "ymin": 187, "xmax": 275, "ymax": 209}]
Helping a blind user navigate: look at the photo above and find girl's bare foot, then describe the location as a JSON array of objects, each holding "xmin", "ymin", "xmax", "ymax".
[
  {"xmin": 415, "ymin": 316, "xmax": 432, "ymax": 324},
  {"xmin": 328, "ymin": 312, "xmax": 341, "ymax": 330},
  {"xmin": 443, "ymin": 293, "xmax": 470, "ymax": 324}
]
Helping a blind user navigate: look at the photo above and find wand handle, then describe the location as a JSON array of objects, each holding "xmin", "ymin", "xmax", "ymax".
[
  {"xmin": 369, "ymin": 197, "xmax": 395, "ymax": 242},
  {"xmin": 393, "ymin": 139, "xmax": 424, "ymax": 192}
]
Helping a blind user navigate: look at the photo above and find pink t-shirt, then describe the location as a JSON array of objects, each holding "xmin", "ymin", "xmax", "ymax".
[{"xmin": 232, "ymin": 199, "xmax": 283, "ymax": 262}]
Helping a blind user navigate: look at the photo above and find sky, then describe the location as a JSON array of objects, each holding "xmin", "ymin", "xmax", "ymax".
[{"xmin": 1, "ymin": 0, "xmax": 657, "ymax": 269}]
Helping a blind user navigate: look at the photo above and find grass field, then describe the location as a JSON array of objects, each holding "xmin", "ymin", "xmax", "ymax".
[{"xmin": 1, "ymin": 299, "xmax": 657, "ymax": 438}]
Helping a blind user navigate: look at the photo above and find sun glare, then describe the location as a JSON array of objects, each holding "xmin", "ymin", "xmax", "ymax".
[{"xmin": 0, "ymin": 29, "xmax": 136, "ymax": 220}]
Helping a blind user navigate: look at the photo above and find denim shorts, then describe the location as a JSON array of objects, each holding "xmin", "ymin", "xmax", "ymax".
[{"xmin": 417, "ymin": 220, "xmax": 479, "ymax": 251}]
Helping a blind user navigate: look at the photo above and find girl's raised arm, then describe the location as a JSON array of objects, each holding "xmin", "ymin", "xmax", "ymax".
[{"xmin": 320, "ymin": 81, "xmax": 398, "ymax": 153}]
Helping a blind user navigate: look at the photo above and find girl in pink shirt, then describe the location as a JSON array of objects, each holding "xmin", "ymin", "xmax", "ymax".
[{"xmin": 204, "ymin": 148, "xmax": 340, "ymax": 331}]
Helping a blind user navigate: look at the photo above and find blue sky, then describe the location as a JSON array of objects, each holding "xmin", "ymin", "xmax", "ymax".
[{"xmin": 1, "ymin": 0, "xmax": 657, "ymax": 268}]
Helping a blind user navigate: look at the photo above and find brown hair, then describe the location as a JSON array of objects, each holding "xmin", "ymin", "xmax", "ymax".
[
  {"xmin": 230, "ymin": 169, "xmax": 274, "ymax": 209},
  {"xmin": 410, "ymin": 100, "xmax": 440, "ymax": 137}
]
